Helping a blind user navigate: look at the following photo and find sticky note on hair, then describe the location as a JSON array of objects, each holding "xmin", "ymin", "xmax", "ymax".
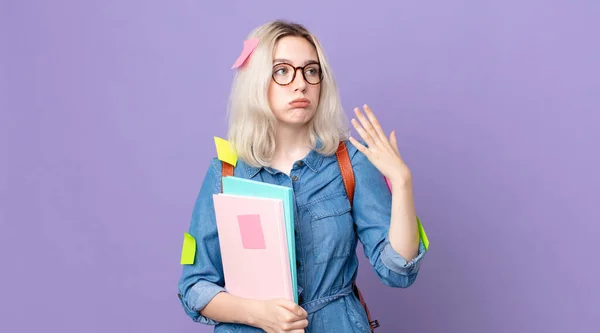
[
  {"xmin": 237, "ymin": 214, "xmax": 266, "ymax": 249},
  {"xmin": 231, "ymin": 37, "xmax": 259, "ymax": 69},
  {"xmin": 180, "ymin": 232, "xmax": 196, "ymax": 265},
  {"xmin": 214, "ymin": 136, "xmax": 237, "ymax": 167},
  {"xmin": 416, "ymin": 216, "xmax": 429, "ymax": 250}
]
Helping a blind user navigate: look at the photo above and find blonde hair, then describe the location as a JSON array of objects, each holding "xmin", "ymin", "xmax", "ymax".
[{"xmin": 226, "ymin": 20, "xmax": 349, "ymax": 168}]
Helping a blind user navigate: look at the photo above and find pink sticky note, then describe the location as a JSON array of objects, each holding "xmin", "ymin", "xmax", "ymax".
[
  {"xmin": 237, "ymin": 214, "xmax": 266, "ymax": 249},
  {"xmin": 231, "ymin": 38, "xmax": 259, "ymax": 69},
  {"xmin": 385, "ymin": 177, "xmax": 392, "ymax": 192}
]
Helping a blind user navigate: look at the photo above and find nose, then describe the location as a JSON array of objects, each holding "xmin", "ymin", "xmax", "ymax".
[{"xmin": 291, "ymin": 68, "xmax": 307, "ymax": 91}]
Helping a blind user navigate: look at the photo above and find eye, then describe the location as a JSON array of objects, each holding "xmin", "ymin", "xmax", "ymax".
[
  {"xmin": 273, "ymin": 66, "xmax": 289, "ymax": 75},
  {"xmin": 305, "ymin": 66, "xmax": 320, "ymax": 77}
]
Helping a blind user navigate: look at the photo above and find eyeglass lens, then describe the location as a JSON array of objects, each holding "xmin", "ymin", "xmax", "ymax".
[{"xmin": 272, "ymin": 63, "xmax": 322, "ymax": 85}]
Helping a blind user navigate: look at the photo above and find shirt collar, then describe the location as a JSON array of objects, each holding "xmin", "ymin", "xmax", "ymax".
[{"xmin": 243, "ymin": 138, "xmax": 325, "ymax": 177}]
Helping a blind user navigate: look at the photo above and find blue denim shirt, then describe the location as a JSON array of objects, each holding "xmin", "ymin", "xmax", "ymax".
[{"xmin": 178, "ymin": 140, "xmax": 427, "ymax": 332}]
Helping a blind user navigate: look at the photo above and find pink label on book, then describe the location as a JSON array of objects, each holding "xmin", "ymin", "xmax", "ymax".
[{"xmin": 237, "ymin": 214, "xmax": 267, "ymax": 249}]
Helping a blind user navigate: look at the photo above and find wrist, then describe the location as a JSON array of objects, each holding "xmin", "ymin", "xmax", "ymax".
[
  {"xmin": 389, "ymin": 173, "xmax": 412, "ymax": 190},
  {"xmin": 387, "ymin": 165, "xmax": 412, "ymax": 187},
  {"xmin": 243, "ymin": 299, "xmax": 263, "ymax": 328}
]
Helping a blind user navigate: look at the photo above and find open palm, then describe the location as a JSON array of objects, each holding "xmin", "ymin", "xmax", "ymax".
[{"xmin": 348, "ymin": 104, "xmax": 412, "ymax": 185}]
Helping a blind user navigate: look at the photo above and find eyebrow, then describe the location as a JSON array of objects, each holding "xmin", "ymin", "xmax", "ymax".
[{"xmin": 273, "ymin": 58, "xmax": 319, "ymax": 65}]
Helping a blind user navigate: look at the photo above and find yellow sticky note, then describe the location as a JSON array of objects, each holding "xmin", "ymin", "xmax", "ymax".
[
  {"xmin": 416, "ymin": 216, "xmax": 429, "ymax": 250},
  {"xmin": 214, "ymin": 136, "xmax": 237, "ymax": 167},
  {"xmin": 180, "ymin": 232, "xmax": 196, "ymax": 265}
]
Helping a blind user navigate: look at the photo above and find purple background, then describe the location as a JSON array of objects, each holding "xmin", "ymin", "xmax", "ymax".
[{"xmin": 2, "ymin": 1, "xmax": 599, "ymax": 332}]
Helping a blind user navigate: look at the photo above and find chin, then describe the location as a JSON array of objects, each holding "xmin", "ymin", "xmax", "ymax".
[
  {"xmin": 282, "ymin": 119, "xmax": 310, "ymax": 127},
  {"xmin": 278, "ymin": 116, "xmax": 312, "ymax": 128},
  {"xmin": 289, "ymin": 110, "xmax": 315, "ymax": 123},
  {"xmin": 273, "ymin": 106, "xmax": 315, "ymax": 126}
]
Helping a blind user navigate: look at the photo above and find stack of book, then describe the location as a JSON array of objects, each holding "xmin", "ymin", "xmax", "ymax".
[{"xmin": 213, "ymin": 176, "xmax": 298, "ymax": 303}]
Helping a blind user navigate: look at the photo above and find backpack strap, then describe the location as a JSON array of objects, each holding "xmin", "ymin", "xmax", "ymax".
[
  {"xmin": 335, "ymin": 141, "xmax": 355, "ymax": 205},
  {"xmin": 221, "ymin": 161, "xmax": 234, "ymax": 192},
  {"xmin": 335, "ymin": 141, "xmax": 379, "ymax": 332}
]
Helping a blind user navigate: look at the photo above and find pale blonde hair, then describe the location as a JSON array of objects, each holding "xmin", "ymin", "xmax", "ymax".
[{"xmin": 226, "ymin": 20, "xmax": 349, "ymax": 168}]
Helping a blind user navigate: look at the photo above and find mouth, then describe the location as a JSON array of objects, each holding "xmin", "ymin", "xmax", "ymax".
[{"xmin": 289, "ymin": 98, "xmax": 310, "ymax": 108}]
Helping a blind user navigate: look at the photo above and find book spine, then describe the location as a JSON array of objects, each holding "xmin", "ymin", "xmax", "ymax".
[{"xmin": 277, "ymin": 201, "xmax": 293, "ymax": 301}]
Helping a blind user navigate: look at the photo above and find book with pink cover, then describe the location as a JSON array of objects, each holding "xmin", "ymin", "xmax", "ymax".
[{"xmin": 212, "ymin": 193, "xmax": 293, "ymax": 301}]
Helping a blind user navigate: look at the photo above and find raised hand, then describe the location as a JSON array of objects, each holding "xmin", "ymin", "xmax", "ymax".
[{"xmin": 348, "ymin": 104, "xmax": 412, "ymax": 186}]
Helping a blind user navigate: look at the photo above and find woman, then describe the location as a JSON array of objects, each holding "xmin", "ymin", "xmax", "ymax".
[{"xmin": 178, "ymin": 20, "xmax": 427, "ymax": 333}]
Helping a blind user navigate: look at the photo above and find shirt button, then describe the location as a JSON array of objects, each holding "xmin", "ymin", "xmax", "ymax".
[
  {"xmin": 292, "ymin": 175, "xmax": 298, "ymax": 181},
  {"xmin": 296, "ymin": 161, "xmax": 303, "ymax": 167}
]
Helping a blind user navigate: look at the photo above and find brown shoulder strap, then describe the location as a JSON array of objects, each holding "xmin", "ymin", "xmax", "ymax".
[
  {"xmin": 335, "ymin": 141, "xmax": 379, "ymax": 332},
  {"xmin": 335, "ymin": 141, "xmax": 355, "ymax": 205},
  {"xmin": 221, "ymin": 161, "xmax": 234, "ymax": 193}
]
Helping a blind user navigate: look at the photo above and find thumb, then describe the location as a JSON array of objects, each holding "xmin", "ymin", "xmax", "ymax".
[{"xmin": 389, "ymin": 130, "xmax": 401, "ymax": 156}]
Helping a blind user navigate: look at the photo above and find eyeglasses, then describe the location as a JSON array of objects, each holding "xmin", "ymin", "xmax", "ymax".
[{"xmin": 272, "ymin": 62, "xmax": 323, "ymax": 86}]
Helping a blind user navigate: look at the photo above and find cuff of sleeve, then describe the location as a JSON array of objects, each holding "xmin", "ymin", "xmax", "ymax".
[
  {"xmin": 179, "ymin": 280, "xmax": 226, "ymax": 325},
  {"xmin": 380, "ymin": 238, "xmax": 427, "ymax": 276}
]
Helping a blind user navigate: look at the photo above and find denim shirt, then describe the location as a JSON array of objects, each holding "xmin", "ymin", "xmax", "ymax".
[{"xmin": 178, "ymin": 140, "xmax": 427, "ymax": 333}]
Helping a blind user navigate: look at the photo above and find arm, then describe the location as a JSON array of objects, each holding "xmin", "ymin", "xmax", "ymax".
[
  {"xmin": 177, "ymin": 158, "xmax": 308, "ymax": 330},
  {"xmin": 387, "ymin": 172, "xmax": 420, "ymax": 262},
  {"xmin": 347, "ymin": 105, "xmax": 428, "ymax": 287},
  {"xmin": 349, "ymin": 146, "xmax": 427, "ymax": 288},
  {"xmin": 177, "ymin": 158, "xmax": 256, "ymax": 325},
  {"xmin": 198, "ymin": 293, "xmax": 258, "ymax": 325}
]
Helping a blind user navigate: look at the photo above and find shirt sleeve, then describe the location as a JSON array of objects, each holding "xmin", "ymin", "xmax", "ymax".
[
  {"xmin": 177, "ymin": 158, "xmax": 226, "ymax": 325},
  {"xmin": 349, "ymin": 141, "xmax": 428, "ymax": 288}
]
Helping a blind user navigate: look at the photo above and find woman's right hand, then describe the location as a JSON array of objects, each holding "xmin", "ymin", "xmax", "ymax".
[{"xmin": 250, "ymin": 298, "xmax": 309, "ymax": 333}]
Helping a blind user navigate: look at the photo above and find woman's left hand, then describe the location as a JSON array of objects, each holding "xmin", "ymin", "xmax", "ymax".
[{"xmin": 348, "ymin": 104, "xmax": 412, "ymax": 187}]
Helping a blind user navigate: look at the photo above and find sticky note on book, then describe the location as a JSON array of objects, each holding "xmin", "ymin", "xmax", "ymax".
[
  {"xmin": 214, "ymin": 136, "xmax": 237, "ymax": 167},
  {"xmin": 237, "ymin": 214, "xmax": 267, "ymax": 249},
  {"xmin": 180, "ymin": 232, "xmax": 196, "ymax": 265}
]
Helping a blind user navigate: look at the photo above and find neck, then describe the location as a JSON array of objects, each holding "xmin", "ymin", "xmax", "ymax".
[{"xmin": 273, "ymin": 124, "xmax": 311, "ymax": 160}]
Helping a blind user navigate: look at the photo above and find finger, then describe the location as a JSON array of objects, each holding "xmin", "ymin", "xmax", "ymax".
[
  {"xmin": 351, "ymin": 117, "xmax": 376, "ymax": 149},
  {"xmin": 282, "ymin": 319, "xmax": 309, "ymax": 331},
  {"xmin": 348, "ymin": 136, "xmax": 371, "ymax": 157},
  {"xmin": 278, "ymin": 300, "xmax": 306, "ymax": 317},
  {"xmin": 363, "ymin": 104, "xmax": 388, "ymax": 144},
  {"xmin": 389, "ymin": 130, "xmax": 401, "ymax": 157},
  {"xmin": 282, "ymin": 312, "xmax": 298, "ymax": 324},
  {"xmin": 353, "ymin": 107, "xmax": 380, "ymax": 147},
  {"xmin": 294, "ymin": 319, "xmax": 309, "ymax": 328}
]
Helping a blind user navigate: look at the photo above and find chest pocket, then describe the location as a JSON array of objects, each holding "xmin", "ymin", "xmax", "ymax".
[{"xmin": 305, "ymin": 191, "xmax": 354, "ymax": 264}]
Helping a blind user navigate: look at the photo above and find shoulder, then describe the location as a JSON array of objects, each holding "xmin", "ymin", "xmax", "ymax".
[
  {"xmin": 340, "ymin": 139, "xmax": 368, "ymax": 166},
  {"xmin": 205, "ymin": 156, "xmax": 254, "ymax": 179},
  {"xmin": 340, "ymin": 139, "xmax": 383, "ymax": 181},
  {"xmin": 206, "ymin": 156, "xmax": 223, "ymax": 174},
  {"xmin": 196, "ymin": 157, "xmax": 223, "ymax": 193}
]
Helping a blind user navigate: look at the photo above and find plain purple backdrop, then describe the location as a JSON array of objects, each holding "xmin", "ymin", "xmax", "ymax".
[{"xmin": 2, "ymin": 1, "xmax": 599, "ymax": 332}]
